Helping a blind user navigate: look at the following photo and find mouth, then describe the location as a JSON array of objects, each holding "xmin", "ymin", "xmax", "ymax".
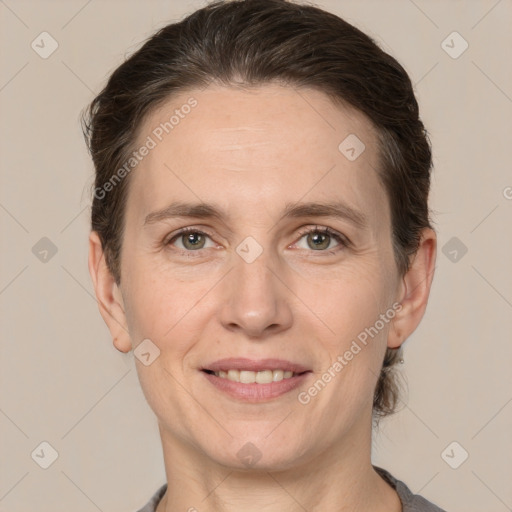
[
  {"xmin": 201, "ymin": 358, "xmax": 312, "ymax": 402},
  {"xmin": 202, "ymin": 368, "xmax": 304, "ymax": 383}
]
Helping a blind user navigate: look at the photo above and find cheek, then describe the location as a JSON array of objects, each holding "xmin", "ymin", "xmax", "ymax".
[
  {"xmin": 123, "ymin": 270, "xmax": 198, "ymax": 418},
  {"xmin": 122, "ymin": 260, "xmax": 212, "ymax": 362},
  {"xmin": 309, "ymin": 301, "xmax": 391, "ymax": 422},
  {"xmin": 316, "ymin": 265, "xmax": 394, "ymax": 385},
  {"xmin": 322, "ymin": 262, "xmax": 392, "ymax": 331}
]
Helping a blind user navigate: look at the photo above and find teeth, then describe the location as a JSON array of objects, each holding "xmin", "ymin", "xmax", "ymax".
[
  {"xmin": 213, "ymin": 369, "xmax": 298, "ymax": 383},
  {"xmin": 273, "ymin": 370, "xmax": 284, "ymax": 382}
]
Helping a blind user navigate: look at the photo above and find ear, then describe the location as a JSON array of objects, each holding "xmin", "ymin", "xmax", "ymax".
[
  {"xmin": 388, "ymin": 227, "xmax": 437, "ymax": 349},
  {"xmin": 88, "ymin": 230, "xmax": 132, "ymax": 353}
]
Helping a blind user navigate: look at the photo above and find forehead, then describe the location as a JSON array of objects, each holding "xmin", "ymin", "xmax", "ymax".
[{"xmin": 127, "ymin": 83, "xmax": 388, "ymax": 232}]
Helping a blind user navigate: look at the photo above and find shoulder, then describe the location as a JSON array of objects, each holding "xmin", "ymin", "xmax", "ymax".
[
  {"xmin": 135, "ymin": 483, "xmax": 167, "ymax": 512},
  {"xmin": 374, "ymin": 466, "xmax": 447, "ymax": 512}
]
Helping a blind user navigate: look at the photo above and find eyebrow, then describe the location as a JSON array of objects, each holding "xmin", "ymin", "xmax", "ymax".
[{"xmin": 143, "ymin": 200, "xmax": 368, "ymax": 229}]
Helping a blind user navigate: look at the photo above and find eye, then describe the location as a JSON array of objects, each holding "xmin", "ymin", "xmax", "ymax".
[
  {"xmin": 166, "ymin": 227, "xmax": 216, "ymax": 251},
  {"xmin": 294, "ymin": 226, "xmax": 348, "ymax": 253},
  {"xmin": 165, "ymin": 225, "xmax": 349, "ymax": 256}
]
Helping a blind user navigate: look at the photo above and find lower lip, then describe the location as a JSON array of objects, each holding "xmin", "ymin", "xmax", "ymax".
[{"xmin": 202, "ymin": 371, "xmax": 310, "ymax": 402}]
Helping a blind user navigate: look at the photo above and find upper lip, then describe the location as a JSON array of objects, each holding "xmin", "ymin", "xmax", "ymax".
[{"xmin": 203, "ymin": 358, "xmax": 311, "ymax": 373}]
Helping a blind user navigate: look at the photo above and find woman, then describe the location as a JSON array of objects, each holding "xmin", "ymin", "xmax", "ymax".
[{"xmin": 83, "ymin": 0, "xmax": 443, "ymax": 510}]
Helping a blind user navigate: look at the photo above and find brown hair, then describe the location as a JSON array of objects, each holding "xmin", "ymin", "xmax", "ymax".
[{"xmin": 82, "ymin": 0, "xmax": 433, "ymax": 420}]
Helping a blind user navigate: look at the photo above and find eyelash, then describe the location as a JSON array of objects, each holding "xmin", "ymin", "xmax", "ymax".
[{"xmin": 165, "ymin": 225, "xmax": 349, "ymax": 257}]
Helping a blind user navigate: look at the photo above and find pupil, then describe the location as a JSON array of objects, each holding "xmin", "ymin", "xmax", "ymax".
[
  {"xmin": 187, "ymin": 233, "xmax": 202, "ymax": 247},
  {"xmin": 311, "ymin": 232, "xmax": 328, "ymax": 249}
]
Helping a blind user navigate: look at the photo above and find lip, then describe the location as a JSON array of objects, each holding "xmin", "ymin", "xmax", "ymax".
[
  {"xmin": 202, "ymin": 357, "xmax": 310, "ymax": 373},
  {"xmin": 202, "ymin": 371, "xmax": 311, "ymax": 402},
  {"xmin": 201, "ymin": 358, "xmax": 312, "ymax": 402}
]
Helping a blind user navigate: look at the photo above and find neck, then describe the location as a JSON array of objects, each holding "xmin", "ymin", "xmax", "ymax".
[{"xmin": 156, "ymin": 416, "xmax": 401, "ymax": 512}]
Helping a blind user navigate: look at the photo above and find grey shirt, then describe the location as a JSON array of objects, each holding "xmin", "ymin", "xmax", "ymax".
[{"xmin": 136, "ymin": 466, "xmax": 447, "ymax": 512}]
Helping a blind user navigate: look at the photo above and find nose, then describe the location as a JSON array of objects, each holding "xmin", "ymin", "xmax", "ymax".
[{"xmin": 218, "ymin": 247, "xmax": 293, "ymax": 339}]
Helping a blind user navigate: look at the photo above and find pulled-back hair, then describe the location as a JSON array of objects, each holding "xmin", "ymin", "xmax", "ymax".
[{"xmin": 82, "ymin": 0, "xmax": 433, "ymax": 419}]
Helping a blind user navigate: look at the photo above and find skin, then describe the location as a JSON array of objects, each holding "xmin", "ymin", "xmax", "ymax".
[{"xmin": 89, "ymin": 83, "xmax": 436, "ymax": 512}]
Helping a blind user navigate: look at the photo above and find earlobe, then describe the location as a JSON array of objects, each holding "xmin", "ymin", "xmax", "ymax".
[
  {"xmin": 387, "ymin": 228, "xmax": 437, "ymax": 349},
  {"xmin": 88, "ymin": 231, "xmax": 132, "ymax": 353}
]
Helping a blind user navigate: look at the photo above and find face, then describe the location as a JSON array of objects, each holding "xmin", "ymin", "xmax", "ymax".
[{"xmin": 105, "ymin": 84, "xmax": 406, "ymax": 470}]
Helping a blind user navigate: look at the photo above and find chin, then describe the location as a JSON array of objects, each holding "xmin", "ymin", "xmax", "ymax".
[{"xmin": 200, "ymin": 435, "xmax": 310, "ymax": 473}]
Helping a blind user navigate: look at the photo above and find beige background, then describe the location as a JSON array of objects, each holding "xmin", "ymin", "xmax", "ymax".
[{"xmin": 1, "ymin": 0, "xmax": 511, "ymax": 511}]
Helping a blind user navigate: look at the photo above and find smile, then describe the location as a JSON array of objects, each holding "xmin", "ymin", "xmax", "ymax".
[
  {"xmin": 210, "ymin": 369, "xmax": 297, "ymax": 383},
  {"xmin": 201, "ymin": 368, "xmax": 311, "ymax": 402}
]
